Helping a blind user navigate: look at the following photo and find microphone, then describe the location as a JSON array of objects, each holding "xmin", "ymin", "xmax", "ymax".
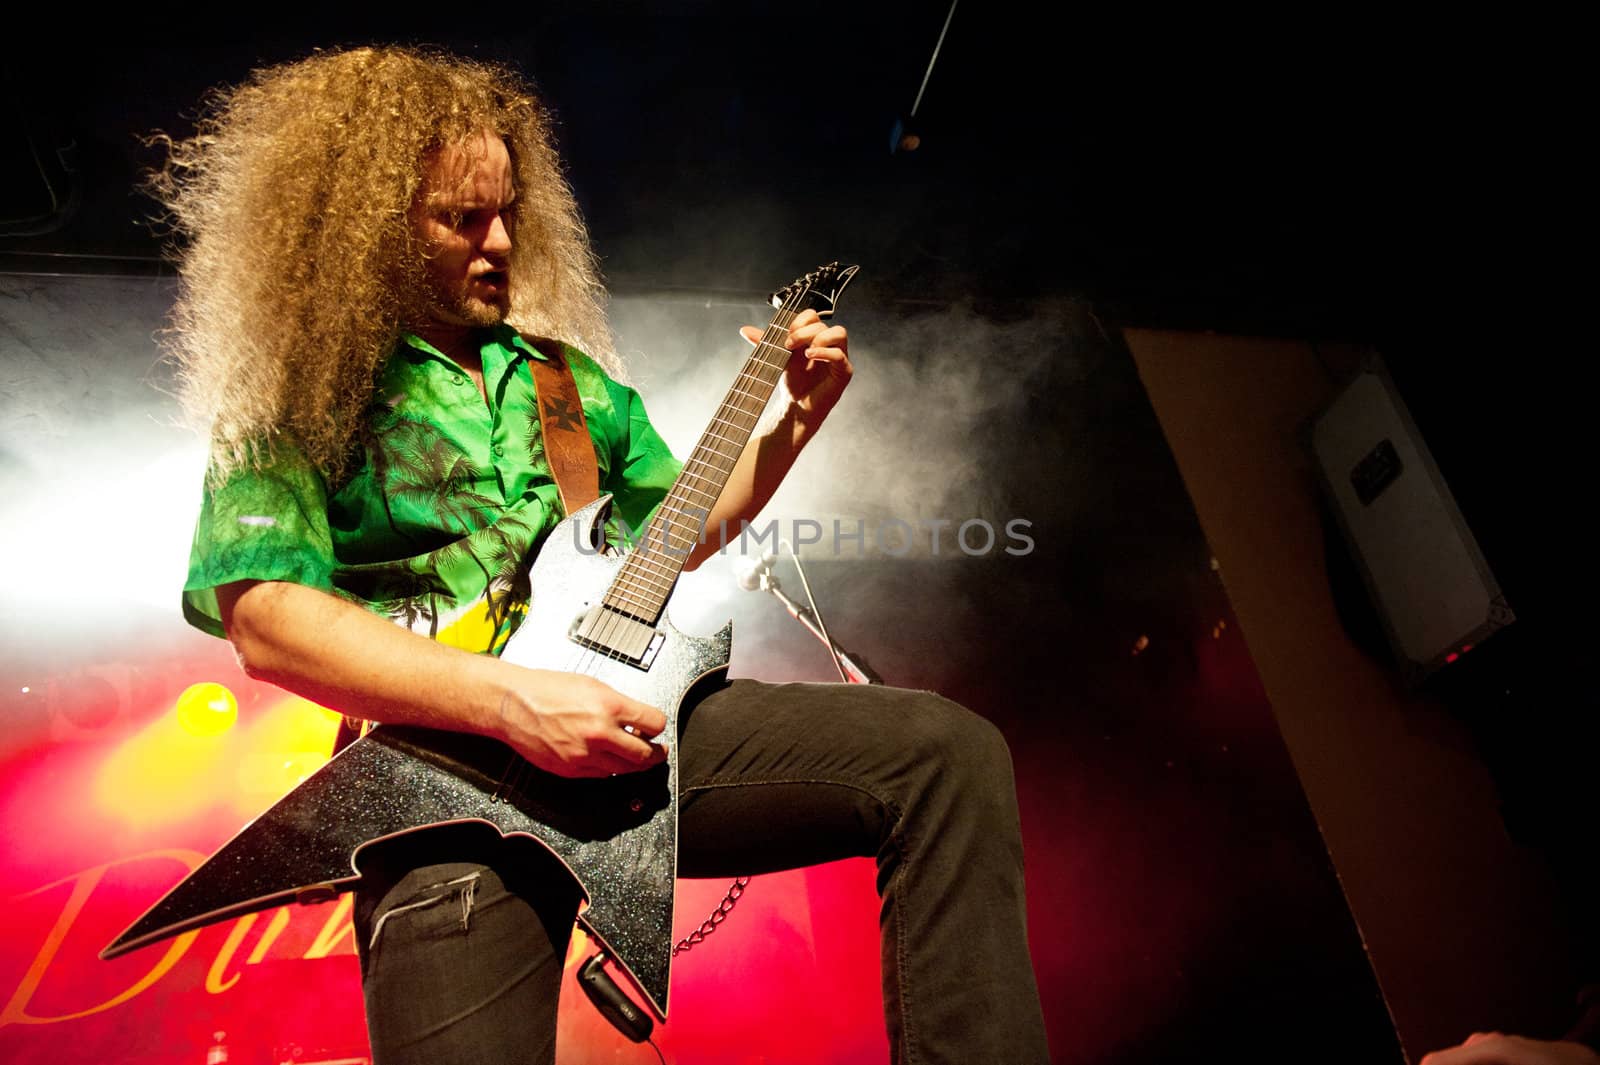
[
  {"xmin": 729, "ymin": 543, "xmax": 885, "ymax": 685},
  {"xmin": 732, "ymin": 548, "xmax": 778, "ymax": 592}
]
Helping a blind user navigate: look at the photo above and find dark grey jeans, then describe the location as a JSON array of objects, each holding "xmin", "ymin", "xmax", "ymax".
[{"xmin": 352, "ymin": 680, "xmax": 1050, "ymax": 1064}]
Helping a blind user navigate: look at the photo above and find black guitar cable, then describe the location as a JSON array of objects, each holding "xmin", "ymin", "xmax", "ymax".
[
  {"xmin": 579, "ymin": 872, "xmax": 751, "ymax": 1051},
  {"xmin": 578, "ymin": 951, "xmax": 656, "ymax": 1043}
]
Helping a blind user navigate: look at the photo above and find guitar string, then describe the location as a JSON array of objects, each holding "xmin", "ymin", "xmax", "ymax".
[
  {"xmin": 497, "ymin": 285, "xmax": 813, "ymax": 800},
  {"xmin": 572, "ymin": 306, "xmax": 799, "ymax": 640},
  {"xmin": 601, "ymin": 338, "xmax": 792, "ymax": 609},
  {"xmin": 555, "ymin": 294, "xmax": 802, "ymax": 665},
  {"xmin": 548, "ymin": 302, "xmax": 800, "ymax": 755},
  {"xmin": 597, "ymin": 337, "xmax": 795, "ymax": 613},
  {"xmin": 576, "ymin": 320, "xmax": 794, "ymax": 650},
  {"xmin": 591, "ymin": 336, "xmax": 792, "ymax": 615}
]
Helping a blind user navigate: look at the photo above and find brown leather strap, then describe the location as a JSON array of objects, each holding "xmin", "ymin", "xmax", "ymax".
[{"xmin": 524, "ymin": 336, "xmax": 600, "ymax": 515}]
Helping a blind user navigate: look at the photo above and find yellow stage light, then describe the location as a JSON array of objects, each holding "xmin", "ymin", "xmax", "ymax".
[{"xmin": 174, "ymin": 682, "xmax": 239, "ymax": 737}]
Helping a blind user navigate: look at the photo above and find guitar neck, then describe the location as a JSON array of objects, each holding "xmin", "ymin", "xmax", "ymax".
[{"xmin": 602, "ymin": 304, "xmax": 801, "ymax": 623}]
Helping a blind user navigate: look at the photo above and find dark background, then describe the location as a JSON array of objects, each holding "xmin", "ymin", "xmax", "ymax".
[{"xmin": 0, "ymin": 7, "xmax": 1495, "ymax": 332}]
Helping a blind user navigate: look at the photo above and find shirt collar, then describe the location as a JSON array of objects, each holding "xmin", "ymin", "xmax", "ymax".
[
  {"xmin": 505, "ymin": 329, "xmax": 554, "ymax": 363},
  {"xmin": 398, "ymin": 324, "xmax": 553, "ymax": 366}
]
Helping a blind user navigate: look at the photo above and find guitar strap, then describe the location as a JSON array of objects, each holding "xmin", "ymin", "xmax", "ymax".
[{"xmin": 524, "ymin": 335, "xmax": 601, "ymax": 515}]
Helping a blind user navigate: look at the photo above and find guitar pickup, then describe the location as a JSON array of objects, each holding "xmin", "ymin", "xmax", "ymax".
[{"xmin": 570, "ymin": 605, "xmax": 663, "ymax": 668}]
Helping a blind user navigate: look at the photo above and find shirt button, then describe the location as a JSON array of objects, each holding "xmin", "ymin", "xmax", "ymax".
[{"xmin": 493, "ymin": 444, "xmax": 505, "ymax": 457}]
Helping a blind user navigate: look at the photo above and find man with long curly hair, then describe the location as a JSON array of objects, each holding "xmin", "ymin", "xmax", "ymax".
[{"xmin": 162, "ymin": 46, "xmax": 1049, "ymax": 1065}]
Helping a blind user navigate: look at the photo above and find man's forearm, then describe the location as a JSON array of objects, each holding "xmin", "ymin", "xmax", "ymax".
[
  {"xmin": 218, "ymin": 579, "xmax": 512, "ymax": 737},
  {"xmin": 681, "ymin": 309, "xmax": 850, "ymax": 570},
  {"xmin": 216, "ymin": 579, "xmax": 670, "ymax": 778}
]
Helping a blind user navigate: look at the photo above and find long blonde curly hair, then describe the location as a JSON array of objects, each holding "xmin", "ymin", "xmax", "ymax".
[{"xmin": 152, "ymin": 46, "xmax": 617, "ymax": 483}]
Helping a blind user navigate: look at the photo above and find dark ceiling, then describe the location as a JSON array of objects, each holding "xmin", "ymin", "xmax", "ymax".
[{"xmin": 0, "ymin": 7, "xmax": 1487, "ymax": 341}]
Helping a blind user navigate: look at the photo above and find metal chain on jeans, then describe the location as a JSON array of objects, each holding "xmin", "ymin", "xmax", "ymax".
[{"xmin": 671, "ymin": 877, "xmax": 750, "ymax": 956}]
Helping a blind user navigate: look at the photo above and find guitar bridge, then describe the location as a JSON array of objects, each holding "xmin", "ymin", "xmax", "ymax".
[{"xmin": 570, "ymin": 605, "xmax": 664, "ymax": 668}]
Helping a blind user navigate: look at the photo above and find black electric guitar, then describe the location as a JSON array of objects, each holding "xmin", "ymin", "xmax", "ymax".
[{"xmin": 101, "ymin": 262, "xmax": 860, "ymax": 1020}]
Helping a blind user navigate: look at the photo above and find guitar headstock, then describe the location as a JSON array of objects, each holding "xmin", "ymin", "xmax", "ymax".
[{"xmin": 769, "ymin": 262, "xmax": 861, "ymax": 319}]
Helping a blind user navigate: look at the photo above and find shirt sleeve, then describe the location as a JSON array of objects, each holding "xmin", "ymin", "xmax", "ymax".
[
  {"xmin": 604, "ymin": 381, "xmax": 684, "ymax": 538},
  {"xmin": 181, "ymin": 440, "xmax": 338, "ymax": 639}
]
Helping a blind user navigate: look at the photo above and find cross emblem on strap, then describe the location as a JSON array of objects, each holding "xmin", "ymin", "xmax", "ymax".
[{"xmin": 542, "ymin": 395, "xmax": 583, "ymax": 433}]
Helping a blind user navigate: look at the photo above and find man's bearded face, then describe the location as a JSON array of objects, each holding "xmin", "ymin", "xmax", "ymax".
[{"xmin": 409, "ymin": 131, "xmax": 516, "ymax": 327}]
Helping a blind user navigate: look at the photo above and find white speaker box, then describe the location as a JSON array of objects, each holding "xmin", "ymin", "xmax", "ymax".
[{"xmin": 1308, "ymin": 355, "xmax": 1514, "ymax": 685}]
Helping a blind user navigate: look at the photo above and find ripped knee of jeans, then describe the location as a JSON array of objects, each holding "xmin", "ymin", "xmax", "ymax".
[{"xmin": 367, "ymin": 870, "xmax": 483, "ymax": 952}]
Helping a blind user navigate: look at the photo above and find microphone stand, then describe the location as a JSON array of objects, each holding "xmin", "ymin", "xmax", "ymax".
[{"xmin": 747, "ymin": 567, "xmax": 884, "ymax": 685}]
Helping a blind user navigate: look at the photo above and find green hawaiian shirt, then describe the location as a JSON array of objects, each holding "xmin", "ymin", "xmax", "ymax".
[{"xmin": 182, "ymin": 326, "xmax": 682, "ymax": 655}]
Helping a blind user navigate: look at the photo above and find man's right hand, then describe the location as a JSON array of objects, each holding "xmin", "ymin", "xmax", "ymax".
[{"xmin": 495, "ymin": 669, "xmax": 668, "ymax": 778}]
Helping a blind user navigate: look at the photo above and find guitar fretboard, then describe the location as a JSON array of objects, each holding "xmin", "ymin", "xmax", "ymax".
[{"xmin": 602, "ymin": 307, "xmax": 800, "ymax": 622}]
